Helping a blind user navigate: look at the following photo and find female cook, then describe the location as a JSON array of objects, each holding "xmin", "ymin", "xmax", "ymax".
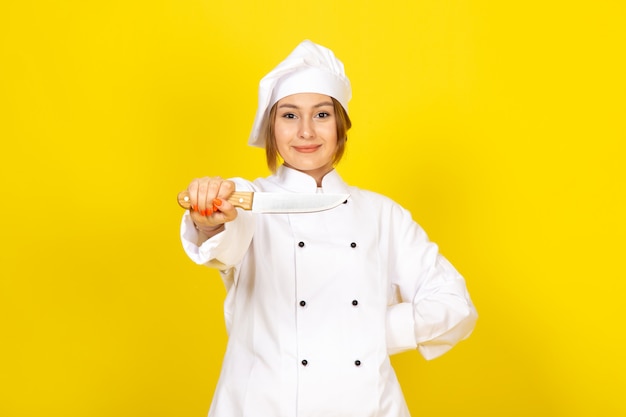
[{"xmin": 180, "ymin": 40, "xmax": 478, "ymax": 417}]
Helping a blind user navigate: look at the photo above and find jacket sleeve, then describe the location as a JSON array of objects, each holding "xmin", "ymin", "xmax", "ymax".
[
  {"xmin": 180, "ymin": 209, "xmax": 255, "ymax": 270},
  {"xmin": 385, "ymin": 204, "xmax": 478, "ymax": 360},
  {"xmin": 179, "ymin": 178, "xmax": 256, "ymax": 274}
]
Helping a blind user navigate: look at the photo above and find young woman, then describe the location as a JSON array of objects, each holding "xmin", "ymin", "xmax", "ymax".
[{"xmin": 180, "ymin": 40, "xmax": 477, "ymax": 417}]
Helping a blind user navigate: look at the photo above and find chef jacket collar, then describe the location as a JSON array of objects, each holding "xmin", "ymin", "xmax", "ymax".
[{"xmin": 275, "ymin": 165, "xmax": 351, "ymax": 195}]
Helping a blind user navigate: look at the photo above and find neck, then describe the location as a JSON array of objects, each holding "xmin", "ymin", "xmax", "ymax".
[{"xmin": 283, "ymin": 164, "xmax": 334, "ymax": 187}]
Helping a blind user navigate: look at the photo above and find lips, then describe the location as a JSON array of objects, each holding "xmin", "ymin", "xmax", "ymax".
[{"xmin": 293, "ymin": 145, "xmax": 321, "ymax": 153}]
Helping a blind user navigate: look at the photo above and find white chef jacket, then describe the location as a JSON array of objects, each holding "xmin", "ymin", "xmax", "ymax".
[{"xmin": 181, "ymin": 165, "xmax": 477, "ymax": 417}]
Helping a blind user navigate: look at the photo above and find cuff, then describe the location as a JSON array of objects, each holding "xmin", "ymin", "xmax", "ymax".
[{"xmin": 386, "ymin": 302, "xmax": 417, "ymax": 355}]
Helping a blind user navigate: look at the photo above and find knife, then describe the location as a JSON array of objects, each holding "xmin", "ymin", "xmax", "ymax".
[{"xmin": 177, "ymin": 190, "xmax": 349, "ymax": 213}]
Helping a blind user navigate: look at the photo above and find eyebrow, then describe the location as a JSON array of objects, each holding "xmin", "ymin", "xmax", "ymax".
[{"xmin": 277, "ymin": 101, "xmax": 334, "ymax": 109}]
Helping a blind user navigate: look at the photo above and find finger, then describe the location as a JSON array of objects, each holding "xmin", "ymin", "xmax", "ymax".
[
  {"xmin": 187, "ymin": 178, "xmax": 201, "ymax": 212},
  {"xmin": 216, "ymin": 180, "xmax": 236, "ymax": 200},
  {"xmin": 196, "ymin": 177, "xmax": 216, "ymax": 215},
  {"xmin": 206, "ymin": 209, "xmax": 234, "ymax": 226},
  {"xmin": 212, "ymin": 198, "xmax": 238, "ymax": 222},
  {"xmin": 203, "ymin": 177, "xmax": 224, "ymax": 216}
]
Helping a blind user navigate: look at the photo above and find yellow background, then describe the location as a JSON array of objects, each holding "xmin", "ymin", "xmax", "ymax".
[{"xmin": 1, "ymin": 1, "xmax": 624, "ymax": 416}]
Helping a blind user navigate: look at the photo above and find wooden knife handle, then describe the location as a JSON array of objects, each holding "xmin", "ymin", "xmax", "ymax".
[{"xmin": 177, "ymin": 190, "xmax": 254, "ymax": 210}]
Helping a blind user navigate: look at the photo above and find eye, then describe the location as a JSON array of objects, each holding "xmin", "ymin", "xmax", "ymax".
[
  {"xmin": 281, "ymin": 112, "xmax": 297, "ymax": 119},
  {"xmin": 316, "ymin": 112, "xmax": 331, "ymax": 118}
]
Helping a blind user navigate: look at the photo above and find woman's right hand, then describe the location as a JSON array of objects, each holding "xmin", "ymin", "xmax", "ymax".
[{"xmin": 186, "ymin": 177, "xmax": 238, "ymax": 238}]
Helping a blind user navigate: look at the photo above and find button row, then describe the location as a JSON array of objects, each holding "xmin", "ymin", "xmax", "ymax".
[
  {"xmin": 297, "ymin": 241, "xmax": 358, "ymax": 248},
  {"xmin": 298, "ymin": 300, "xmax": 359, "ymax": 307},
  {"xmin": 301, "ymin": 359, "xmax": 362, "ymax": 367}
]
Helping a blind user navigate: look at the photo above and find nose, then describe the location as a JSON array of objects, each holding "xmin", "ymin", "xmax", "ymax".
[{"xmin": 298, "ymin": 119, "xmax": 315, "ymax": 139}]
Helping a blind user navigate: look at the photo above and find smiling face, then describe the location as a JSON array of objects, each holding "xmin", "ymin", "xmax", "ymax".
[{"xmin": 273, "ymin": 93, "xmax": 339, "ymax": 185}]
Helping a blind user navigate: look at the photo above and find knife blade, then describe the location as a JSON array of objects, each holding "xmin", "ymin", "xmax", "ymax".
[{"xmin": 177, "ymin": 190, "xmax": 349, "ymax": 213}]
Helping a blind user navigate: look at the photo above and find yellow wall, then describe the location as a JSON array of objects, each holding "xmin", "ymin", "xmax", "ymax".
[{"xmin": 1, "ymin": 1, "xmax": 624, "ymax": 416}]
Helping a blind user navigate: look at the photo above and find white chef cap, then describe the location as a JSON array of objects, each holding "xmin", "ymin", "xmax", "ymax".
[{"xmin": 248, "ymin": 40, "xmax": 352, "ymax": 148}]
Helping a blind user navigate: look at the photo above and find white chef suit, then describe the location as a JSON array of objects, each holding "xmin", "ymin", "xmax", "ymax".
[{"xmin": 181, "ymin": 165, "xmax": 477, "ymax": 417}]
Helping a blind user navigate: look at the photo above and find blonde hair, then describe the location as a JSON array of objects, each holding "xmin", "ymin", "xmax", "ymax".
[{"xmin": 262, "ymin": 97, "xmax": 352, "ymax": 173}]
